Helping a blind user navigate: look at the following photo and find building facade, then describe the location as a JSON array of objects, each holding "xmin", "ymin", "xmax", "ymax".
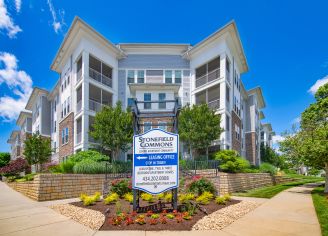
[{"xmin": 8, "ymin": 17, "xmax": 274, "ymax": 165}]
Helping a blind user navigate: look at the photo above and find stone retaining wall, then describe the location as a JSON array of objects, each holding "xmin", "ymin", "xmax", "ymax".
[{"xmin": 7, "ymin": 172, "xmax": 296, "ymax": 201}]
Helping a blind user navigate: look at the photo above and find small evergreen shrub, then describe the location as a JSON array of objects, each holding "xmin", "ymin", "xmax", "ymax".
[
  {"xmin": 123, "ymin": 192, "xmax": 133, "ymax": 203},
  {"xmin": 215, "ymin": 196, "xmax": 226, "ymax": 205},
  {"xmin": 188, "ymin": 177, "xmax": 216, "ymax": 195},
  {"xmin": 59, "ymin": 160, "xmax": 75, "ymax": 173},
  {"xmin": 141, "ymin": 192, "xmax": 155, "ymax": 203},
  {"xmin": 178, "ymin": 193, "xmax": 195, "ymax": 203},
  {"xmin": 195, "ymin": 191, "xmax": 214, "ymax": 205},
  {"xmin": 259, "ymin": 162, "xmax": 277, "ymax": 175},
  {"xmin": 73, "ymin": 160, "xmax": 107, "ymax": 174},
  {"xmin": 164, "ymin": 192, "xmax": 172, "ymax": 202},
  {"xmin": 215, "ymin": 150, "xmax": 250, "ymax": 173}
]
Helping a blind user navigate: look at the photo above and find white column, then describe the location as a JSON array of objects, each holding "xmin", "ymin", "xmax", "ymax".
[{"xmin": 81, "ymin": 51, "xmax": 89, "ymax": 151}]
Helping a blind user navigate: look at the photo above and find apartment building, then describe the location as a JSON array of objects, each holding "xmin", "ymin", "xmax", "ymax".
[
  {"xmin": 261, "ymin": 123, "xmax": 275, "ymax": 148},
  {"xmin": 8, "ymin": 17, "xmax": 274, "ymax": 165}
]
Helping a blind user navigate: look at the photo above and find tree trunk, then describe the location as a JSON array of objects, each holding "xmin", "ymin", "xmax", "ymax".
[{"xmin": 325, "ymin": 163, "xmax": 328, "ymax": 193}]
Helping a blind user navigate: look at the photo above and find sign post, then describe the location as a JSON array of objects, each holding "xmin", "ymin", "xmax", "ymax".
[{"xmin": 132, "ymin": 129, "xmax": 179, "ymax": 210}]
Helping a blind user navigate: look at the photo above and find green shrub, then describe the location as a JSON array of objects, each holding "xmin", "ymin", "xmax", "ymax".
[
  {"xmin": 178, "ymin": 193, "xmax": 195, "ymax": 203},
  {"xmin": 157, "ymin": 192, "xmax": 165, "ymax": 200},
  {"xmin": 223, "ymin": 193, "xmax": 231, "ymax": 201},
  {"xmin": 24, "ymin": 173, "xmax": 36, "ymax": 181},
  {"xmin": 259, "ymin": 162, "xmax": 277, "ymax": 175},
  {"xmin": 83, "ymin": 196, "xmax": 96, "ymax": 206},
  {"xmin": 69, "ymin": 150, "xmax": 109, "ymax": 163},
  {"xmin": 141, "ymin": 192, "xmax": 155, "ymax": 202},
  {"xmin": 166, "ymin": 213, "xmax": 175, "ymax": 219},
  {"xmin": 111, "ymin": 179, "xmax": 132, "ymax": 197},
  {"xmin": 123, "ymin": 192, "xmax": 133, "ymax": 203},
  {"xmin": 151, "ymin": 214, "xmax": 160, "ymax": 219},
  {"xmin": 164, "ymin": 192, "xmax": 172, "ymax": 202},
  {"xmin": 215, "ymin": 196, "xmax": 226, "ymax": 205},
  {"xmin": 59, "ymin": 160, "xmax": 75, "ymax": 173},
  {"xmin": 104, "ymin": 192, "xmax": 119, "ymax": 204},
  {"xmin": 73, "ymin": 160, "xmax": 107, "ymax": 174},
  {"xmin": 188, "ymin": 177, "xmax": 216, "ymax": 195},
  {"xmin": 215, "ymin": 150, "xmax": 250, "ymax": 173},
  {"xmin": 195, "ymin": 191, "xmax": 214, "ymax": 205}
]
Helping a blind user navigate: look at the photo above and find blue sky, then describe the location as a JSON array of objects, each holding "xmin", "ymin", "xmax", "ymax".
[{"xmin": 1, "ymin": 0, "xmax": 328, "ymax": 152}]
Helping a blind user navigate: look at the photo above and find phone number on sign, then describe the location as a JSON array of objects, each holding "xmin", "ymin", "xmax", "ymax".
[{"xmin": 142, "ymin": 176, "xmax": 170, "ymax": 182}]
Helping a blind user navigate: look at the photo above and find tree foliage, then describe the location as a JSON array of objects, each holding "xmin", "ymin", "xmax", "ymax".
[
  {"xmin": 280, "ymin": 83, "xmax": 328, "ymax": 192},
  {"xmin": 179, "ymin": 104, "xmax": 223, "ymax": 159},
  {"xmin": 0, "ymin": 152, "xmax": 10, "ymax": 168},
  {"xmin": 23, "ymin": 133, "xmax": 52, "ymax": 172},
  {"xmin": 214, "ymin": 150, "xmax": 250, "ymax": 173},
  {"xmin": 90, "ymin": 101, "xmax": 133, "ymax": 161},
  {"xmin": 0, "ymin": 158, "xmax": 28, "ymax": 176},
  {"xmin": 260, "ymin": 143, "xmax": 287, "ymax": 169}
]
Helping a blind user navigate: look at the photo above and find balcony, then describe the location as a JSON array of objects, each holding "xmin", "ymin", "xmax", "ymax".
[
  {"xmin": 208, "ymin": 99, "xmax": 220, "ymax": 110},
  {"xmin": 89, "ymin": 99, "xmax": 103, "ymax": 112},
  {"xmin": 76, "ymin": 132, "xmax": 82, "ymax": 144},
  {"xmin": 76, "ymin": 100, "xmax": 82, "ymax": 113},
  {"xmin": 196, "ymin": 68, "xmax": 220, "ymax": 88},
  {"xmin": 89, "ymin": 68, "xmax": 112, "ymax": 88}
]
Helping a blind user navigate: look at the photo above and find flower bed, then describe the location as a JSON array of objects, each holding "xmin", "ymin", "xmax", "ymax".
[{"xmin": 71, "ymin": 197, "xmax": 240, "ymax": 231}]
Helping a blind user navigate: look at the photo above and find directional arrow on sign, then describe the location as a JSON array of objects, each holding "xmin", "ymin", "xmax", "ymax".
[{"xmin": 136, "ymin": 156, "xmax": 148, "ymax": 160}]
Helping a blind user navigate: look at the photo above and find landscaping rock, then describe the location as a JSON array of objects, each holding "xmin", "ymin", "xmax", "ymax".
[
  {"xmin": 50, "ymin": 204, "xmax": 105, "ymax": 230},
  {"xmin": 192, "ymin": 200, "xmax": 259, "ymax": 230}
]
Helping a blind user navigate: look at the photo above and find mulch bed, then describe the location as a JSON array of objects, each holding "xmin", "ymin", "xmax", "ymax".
[{"xmin": 71, "ymin": 198, "xmax": 240, "ymax": 231}]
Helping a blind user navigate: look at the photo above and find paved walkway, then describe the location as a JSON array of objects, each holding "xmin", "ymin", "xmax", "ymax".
[{"xmin": 0, "ymin": 182, "xmax": 321, "ymax": 236}]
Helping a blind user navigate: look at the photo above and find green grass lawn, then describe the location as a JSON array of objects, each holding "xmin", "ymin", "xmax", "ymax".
[
  {"xmin": 233, "ymin": 175, "xmax": 324, "ymax": 198},
  {"xmin": 312, "ymin": 187, "xmax": 328, "ymax": 236}
]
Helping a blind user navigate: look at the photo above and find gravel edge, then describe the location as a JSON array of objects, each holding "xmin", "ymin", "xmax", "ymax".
[
  {"xmin": 192, "ymin": 200, "xmax": 259, "ymax": 230},
  {"xmin": 50, "ymin": 203, "xmax": 105, "ymax": 230}
]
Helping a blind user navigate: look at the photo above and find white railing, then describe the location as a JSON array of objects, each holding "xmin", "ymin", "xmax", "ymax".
[
  {"xmin": 76, "ymin": 132, "xmax": 82, "ymax": 144},
  {"xmin": 195, "ymin": 68, "xmax": 220, "ymax": 88},
  {"xmin": 89, "ymin": 99, "xmax": 103, "ymax": 112},
  {"xmin": 89, "ymin": 68, "xmax": 112, "ymax": 88},
  {"xmin": 208, "ymin": 99, "xmax": 220, "ymax": 110},
  {"xmin": 76, "ymin": 100, "xmax": 82, "ymax": 113}
]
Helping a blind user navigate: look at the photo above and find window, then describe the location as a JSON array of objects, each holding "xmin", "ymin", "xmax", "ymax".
[
  {"xmin": 54, "ymin": 121, "xmax": 56, "ymax": 132},
  {"xmin": 61, "ymin": 84, "xmax": 64, "ymax": 92},
  {"xmin": 195, "ymin": 57, "xmax": 220, "ymax": 87},
  {"xmin": 64, "ymin": 79, "xmax": 66, "ymax": 89},
  {"xmin": 195, "ymin": 90, "xmax": 206, "ymax": 104},
  {"xmin": 165, "ymin": 70, "xmax": 172, "ymax": 84},
  {"xmin": 67, "ymin": 97, "xmax": 70, "ymax": 113},
  {"xmin": 127, "ymin": 70, "xmax": 134, "ymax": 84},
  {"xmin": 226, "ymin": 85, "xmax": 230, "ymax": 102},
  {"xmin": 226, "ymin": 115, "xmax": 230, "ymax": 131},
  {"xmin": 226, "ymin": 57, "xmax": 230, "ymax": 73},
  {"xmin": 127, "ymin": 98, "xmax": 134, "ymax": 107},
  {"xmin": 62, "ymin": 127, "xmax": 69, "ymax": 145},
  {"xmin": 144, "ymin": 122, "xmax": 152, "ymax": 132},
  {"xmin": 235, "ymin": 125, "xmax": 240, "ymax": 141},
  {"xmin": 63, "ymin": 100, "xmax": 67, "ymax": 116},
  {"xmin": 158, "ymin": 93, "xmax": 166, "ymax": 109},
  {"xmin": 54, "ymin": 100, "xmax": 56, "ymax": 112},
  {"xmin": 158, "ymin": 122, "xmax": 167, "ymax": 131},
  {"xmin": 144, "ymin": 93, "xmax": 151, "ymax": 109},
  {"xmin": 137, "ymin": 70, "xmax": 144, "ymax": 83},
  {"xmin": 61, "ymin": 104, "xmax": 63, "ymax": 118},
  {"xmin": 67, "ymin": 76, "xmax": 70, "ymax": 85},
  {"xmin": 174, "ymin": 70, "xmax": 182, "ymax": 84},
  {"xmin": 77, "ymin": 57, "xmax": 82, "ymax": 73}
]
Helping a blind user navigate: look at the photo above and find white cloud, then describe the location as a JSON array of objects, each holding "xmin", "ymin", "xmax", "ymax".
[
  {"xmin": 0, "ymin": 0, "xmax": 22, "ymax": 38},
  {"xmin": 292, "ymin": 117, "xmax": 301, "ymax": 124},
  {"xmin": 0, "ymin": 52, "xmax": 32, "ymax": 122},
  {"xmin": 15, "ymin": 0, "xmax": 22, "ymax": 13},
  {"xmin": 272, "ymin": 134, "xmax": 285, "ymax": 145},
  {"xmin": 47, "ymin": 0, "xmax": 65, "ymax": 34},
  {"xmin": 308, "ymin": 76, "xmax": 328, "ymax": 95}
]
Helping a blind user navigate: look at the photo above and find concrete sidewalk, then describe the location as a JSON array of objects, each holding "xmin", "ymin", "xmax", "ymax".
[
  {"xmin": 221, "ymin": 183, "xmax": 322, "ymax": 236},
  {"xmin": 0, "ymin": 181, "xmax": 322, "ymax": 236},
  {"xmin": 0, "ymin": 182, "xmax": 95, "ymax": 236}
]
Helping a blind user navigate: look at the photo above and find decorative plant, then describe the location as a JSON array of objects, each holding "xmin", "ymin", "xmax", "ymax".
[
  {"xmin": 160, "ymin": 216, "xmax": 167, "ymax": 224},
  {"xmin": 123, "ymin": 192, "xmax": 133, "ymax": 203},
  {"xmin": 131, "ymin": 211, "xmax": 138, "ymax": 217},
  {"xmin": 215, "ymin": 150, "xmax": 250, "ymax": 173},
  {"xmin": 172, "ymin": 210, "xmax": 179, "ymax": 216},
  {"xmin": 109, "ymin": 216, "xmax": 123, "ymax": 226},
  {"xmin": 141, "ymin": 193, "xmax": 155, "ymax": 203},
  {"xmin": 150, "ymin": 213, "xmax": 160, "ymax": 219},
  {"xmin": 195, "ymin": 191, "xmax": 214, "ymax": 205},
  {"xmin": 215, "ymin": 196, "xmax": 226, "ymax": 205},
  {"xmin": 188, "ymin": 177, "xmax": 216, "ymax": 195},
  {"xmin": 0, "ymin": 158, "xmax": 28, "ymax": 176},
  {"xmin": 135, "ymin": 215, "xmax": 146, "ymax": 225},
  {"xmin": 104, "ymin": 192, "xmax": 119, "ymax": 204},
  {"xmin": 178, "ymin": 193, "xmax": 195, "ymax": 203},
  {"xmin": 182, "ymin": 212, "xmax": 192, "ymax": 220},
  {"xmin": 166, "ymin": 213, "xmax": 175, "ymax": 219},
  {"xmin": 115, "ymin": 201, "xmax": 122, "ymax": 215},
  {"xmin": 94, "ymin": 192, "xmax": 101, "ymax": 201},
  {"xmin": 117, "ymin": 212, "xmax": 126, "ymax": 220},
  {"xmin": 149, "ymin": 218, "xmax": 158, "ymax": 225},
  {"xmin": 164, "ymin": 193, "xmax": 172, "ymax": 202},
  {"xmin": 79, "ymin": 192, "xmax": 100, "ymax": 206},
  {"xmin": 146, "ymin": 210, "xmax": 153, "ymax": 217},
  {"xmin": 111, "ymin": 179, "xmax": 132, "ymax": 197},
  {"xmin": 125, "ymin": 216, "xmax": 134, "ymax": 225},
  {"xmin": 223, "ymin": 193, "xmax": 231, "ymax": 201},
  {"xmin": 176, "ymin": 214, "xmax": 183, "ymax": 223},
  {"xmin": 157, "ymin": 192, "xmax": 165, "ymax": 200}
]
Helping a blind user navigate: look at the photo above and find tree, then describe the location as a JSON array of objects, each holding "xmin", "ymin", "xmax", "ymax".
[
  {"xmin": 280, "ymin": 83, "xmax": 328, "ymax": 192},
  {"xmin": 260, "ymin": 143, "xmax": 287, "ymax": 169},
  {"xmin": 179, "ymin": 104, "xmax": 223, "ymax": 160},
  {"xmin": 0, "ymin": 152, "xmax": 10, "ymax": 168},
  {"xmin": 90, "ymin": 101, "xmax": 133, "ymax": 161},
  {"xmin": 23, "ymin": 133, "xmax": 52, "ymax": 172}
]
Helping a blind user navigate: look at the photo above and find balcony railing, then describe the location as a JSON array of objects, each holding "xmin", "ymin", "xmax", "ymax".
[
  {"xmin": 89, "ymin": 68, "xmax": 112, "ymax": 88},
  {"xmin": 76, "ymin": 132, "xmax": 82, "ymax": 144},
  {"xmin": 76, "ymin": 100, "xmax": 82, "ymax": 113},
  {"xmin": 208, "ymin": 99, "xmax": 220, "ymax": 110},
  {"xmin": 89, "ymin": 99, "xmax": 103, "ymax": 112},
  {"xmin": 77, "ymin": 69, "xmax": 82, "ymax": 83},
  {"xmin": 196, "ymin": 68, "xmax": 220, "ymax": 88}
]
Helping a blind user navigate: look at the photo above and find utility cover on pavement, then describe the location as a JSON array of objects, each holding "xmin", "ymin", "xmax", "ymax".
[{"xmin": 133, "ymin": 129, "xmax": 179, "ymax": 194}]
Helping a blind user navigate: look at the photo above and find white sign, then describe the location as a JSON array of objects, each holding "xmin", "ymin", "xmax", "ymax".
[{"xmin": 133, "ymin": 129, "xmax": 179, "ymax": 194}]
